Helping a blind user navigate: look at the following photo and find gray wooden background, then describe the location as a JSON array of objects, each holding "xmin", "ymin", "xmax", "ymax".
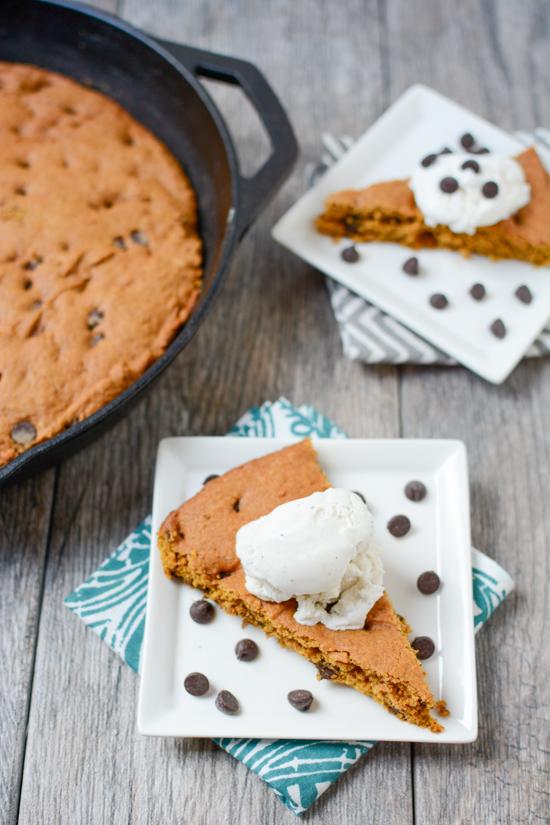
[{"xmin": 2, "ymin": 1, "xmax": 550, "ymax": 823}]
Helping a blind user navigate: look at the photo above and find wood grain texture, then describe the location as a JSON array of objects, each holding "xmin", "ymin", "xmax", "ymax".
[
  {"xmin": 3, "ymin": 0, "xmax": 550, "ymax": 823},
  {"xmin": 384, "ymin": 1, "xmax": 550, "ymax": 822},
  {"xmin": 0, "ymin": 473, "xmax": 54, "ymax": 825}
]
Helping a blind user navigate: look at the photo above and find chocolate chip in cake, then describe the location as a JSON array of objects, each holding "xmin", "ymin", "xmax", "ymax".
[
  {"xmin": 287, "ymin": 690, "xmax": 314, "ymax": 712},
  {"xmin": 469, "ymin": 282, "xmax": 486, "ymax": 301},
  {"xmin": 405, "ymin": 480, "xmax": 427, "ymax": 502},
  {"xmin": 429, "ymin": 293, "xmax": 448, "ymax": 310},
  {"xmin": 130, "ymin": 229, "xmax": 149, "ymax": 245},
  {"xmin": 90, "ymin": 332, "xmax": 104, "ymax": 346},
  {"xmin": 235, "ymin": 639, "xmax": 259, "ymax": 661},
  {"xmin": 490, "ymin": 318, "xmax": 507, "ymax": 339},
  {"xmin": 203, "ymin": 474, "xmax": 219, "ymax": 485},
  {"xmin": 11, "ymin": 420, "xmax": 37, "ymax": 445},
  {"xmin": 460, "ymin": 132, "xmax": 475, "ymax": 150},
  {"xmin": 215, "ymin": 689, "xmax": 239, "ymax": 715},
  {"xmin": 402, "ymin": 256, "xmax": 419, "ymax": 276},
  {"xmin": 352, "ymin": 490, "xmax": 367, "ymax": 504},
  {"xmin": 387, "ymin": 514, "xmax": 411, "ymax": 537},
  {"xmin": 439, "ymin": 177, "xmax": 459, "ymax": 194},
  {"xmin": 461, "ymin": 159, "xmax": 480, "ymax": 173},
  {"xmin": 22, "ymin": 256, "xmax": 42, "ymax": 271},
  {"xmin": 412, "ymin": 636, "xmax": 436, "ymax": 660},
  {"xmin": 87, "ymin": 308, "xmax": 104, "ymax": 329},
  {"xmin": 482, "ymin": 181, "xmax": 499, "ymax": 198},
  {"xmin": 421, "ymin": 153, "xmax": 438, "ymax": 168},
  {"xmin": 317, "ymin": 663, "xmax": 337, "ymax": 680},
  {"xmin": 341, "ymin": 245, "xmax": 360, "ymax": 263},
  {"xmin": 184, "ymin": 672, "xmax": 209, "ymax": 696},
  {"xmin": 113, "ymin": 236, "xmax": 126, "ymax": 250},
  {"xmin": 190, "ymin": 599, "xmax": 215, "ymax": 624},
  {"xmin": 417, "ymin": 571, "xmax": 441, "ymax": 595},
  {"xmin": 515, "ymin": 284, "xmax": 533, "ymax": 305}
]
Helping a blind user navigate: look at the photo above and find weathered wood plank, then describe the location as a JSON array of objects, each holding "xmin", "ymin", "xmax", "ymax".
[
  {"xmin": 16, "ymin": 1, "xmax": 407, "ymax": 824},
  {"xmin": 0, "ymin": 472, "xmax": 54, "ymax": 825},
  {"xmin": 385, "ymin": 0, "xmax": 550, "ymax": 822}
]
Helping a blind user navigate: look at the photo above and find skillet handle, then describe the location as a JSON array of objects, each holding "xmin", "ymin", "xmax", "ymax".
[{"xmin": 155, "ymin": 40, "xmax": 298, "ymax": 238}]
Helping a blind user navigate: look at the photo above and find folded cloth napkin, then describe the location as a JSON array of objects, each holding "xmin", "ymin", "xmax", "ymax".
[
  {"xmin": 65, "ymin": 398, "xmax": 515, "ymax": 815},
  {"xmin": 309, "ymin": 131, "xmax": 550, "ymax": 365}
]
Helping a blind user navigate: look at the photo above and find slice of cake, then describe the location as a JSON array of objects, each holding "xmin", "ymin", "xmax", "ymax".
[
  {"xmin": 316, "ymin": 147, "xmax": 550, "ymax": 266},
  {"xmin": 158, "ymin": 439, "xmax": 443, "ymax": 732}
]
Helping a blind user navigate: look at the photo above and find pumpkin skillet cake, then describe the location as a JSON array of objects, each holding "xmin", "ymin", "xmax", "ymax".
[
  {"xmin": 316, "ymin": 146, "xmax": 550, "ymax": 266},
  {"xmin": 0, "ymin": 62, "xmax": 202, "ymax": 468},
  {"xmin": 158, "ymin": 439, "xmax": 443, "ymax": 732}
]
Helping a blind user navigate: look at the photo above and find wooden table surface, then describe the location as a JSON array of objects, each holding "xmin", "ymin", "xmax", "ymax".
[{"xmin": 2, "ymin": 1, "xmax": 550, "ymax": 823}]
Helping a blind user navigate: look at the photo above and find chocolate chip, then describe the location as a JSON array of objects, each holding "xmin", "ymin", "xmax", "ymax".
[
  {"xmin": 11, "ymin": 420, "xmax": 37, "ymax": 445},
  {"xmin": 490, "ymin": 318, "xmax": 506, "ymax": 339},
  {"xmin": 87, "ymin": 308, "xmax": 104, "ymax": 329},
  {"xmin": 341, "ymin": 245, "xmax": 360, "ymax": 263},
  {"xmin": 482, "ymin": 181, "xmax": 499, "ymax": 198},
  {"xmin": 405, "ymin": 480, "xmax": 426, "ymax": 502},
  {"xmin": 439, "ymin": 147, "xmax": 453, "ymax": 155},
  {"xmin": 470, "ymin": 282, "xmax": 486, "ymax": 301},
  {"xmin": 287, "ymin": 690, "xmax": 314, "ymax": 712},
  {"xmin": 461, "ymin": 159, "xmax": 480, "ymax": 173},
  {"xmin": 417, "ymin": 571, "xmax": 441, "ymax": 595},
  {"xmin": 387, "ymin": 514, "xmax": 411, "ymax": 537},
  {"xmin": 215, "ymin": 689, "xmax": 239, "ymax": 715},
  {"xmin": 421, "ymin": 153, "xmax": 438, "ymax": 168},
  {"xmin": 203, "ymin": 474, "xmax": 219, "ymax": 484},
  {"xmin": 190, "ymin": 599, "xmax": 214, "ymax": 624},
  {"xmin": 429, "ymin": 293, "xmax": 448, "ymax": 310},
  {"xmin": 402, "ymin": 256, "xmax": 419, "ymax": 276},
  {"xmin": 22, "ymin": 256, "xmax": 42, "ymax": 271},
  {"xmin": 130, "ymin": 229, "xmax": 149, "ymax": 245},
  {"xmin": 352, "ymin": 490, "xmax": 367, "ymax": 504},
  {"xmin": 317, "ymin": 663, "xmax": 337, "ymax": 680},
  {"xmin": 113, "ymin": 236, "xmax": 126, "ymax": 250},
  {"xmin": 515, "ymin": 285, "xmax": 533, "ymax": 305},
  {"xmin": 412, "ymin": 636, "xmax": 436, "ymax": 660},
  {"xmin": 235, "ymin": 639, "xmax": 258, "ymax": 661},
  {"xmin": 184, "ymin": 672, "xmax": 209, "ymax": 696},
  {"xmin": 439, "ymin": 177, "xmax": 459, "ymax": 194},
  {"xmin": 90, "ymin": 332, "xmax": 104, "ymax": 346},
  {"xmin": 460, "ymin": 132, "xmax": 475, "ymax": 149}
]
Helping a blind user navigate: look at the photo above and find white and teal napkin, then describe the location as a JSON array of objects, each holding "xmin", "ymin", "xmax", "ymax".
[{"xmin": 65, "ymin": 398, "xmax": 514, "ymax": 815}]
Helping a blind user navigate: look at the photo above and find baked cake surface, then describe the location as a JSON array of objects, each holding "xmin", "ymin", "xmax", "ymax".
[
  {"xmin": 316, "ymin": 147, "xmax": 550, "ymax": 266},
  {"xmin": 0, "ymin": 62, "xmax": 202, "ymax": 467},
  {"xmin": 158, "ymin": 439, "xmax": 442, "ymax": 731}
]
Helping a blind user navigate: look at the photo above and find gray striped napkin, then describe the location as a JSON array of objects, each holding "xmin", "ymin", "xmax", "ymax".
[{"xmin": 306, "ymin": 130, "xmax": 550, "ymax": 366}]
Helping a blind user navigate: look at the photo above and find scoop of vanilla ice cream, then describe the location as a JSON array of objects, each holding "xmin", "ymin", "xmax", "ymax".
[
  {"xmin": 409, "ymin": 152, "xmax": 530, "ymax": 235},
  {"xmin": 235, "ymin": 488, "xmax": 384, "ymax": 631}
]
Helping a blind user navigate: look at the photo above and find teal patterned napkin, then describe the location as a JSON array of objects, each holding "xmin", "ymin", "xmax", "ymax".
[{"xmin": 65, "ymin": 398, "xmax": 514, "ymax": 815}]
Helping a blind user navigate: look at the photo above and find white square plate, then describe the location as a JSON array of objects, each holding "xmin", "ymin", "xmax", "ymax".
[
  {"xmin": 138, "ymin": 437, "xmax": 477, "ymax": 743},
  {"xmin": 272, "ymin": 84, "xmax": 550, "ymax": 384}
]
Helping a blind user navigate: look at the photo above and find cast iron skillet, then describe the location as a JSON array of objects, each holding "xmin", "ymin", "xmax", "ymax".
[{"xmin": 0, "ymin": 0, "xmax": 298, "ymax": 486}]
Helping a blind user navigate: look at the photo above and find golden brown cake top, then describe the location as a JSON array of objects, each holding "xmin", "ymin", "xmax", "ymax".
[
  {"xmin": 0, "ymin": 62, "xmax": 202, "ymax": 467},
  {"xmin": 159, "ymin": 439, "xmax": 434, "ymax": 703}
]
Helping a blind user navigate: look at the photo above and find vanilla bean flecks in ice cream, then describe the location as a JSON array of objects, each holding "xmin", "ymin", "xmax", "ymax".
[{"xmin": 235, "ymin": 488, "xmax": 384, "ymax": 631}]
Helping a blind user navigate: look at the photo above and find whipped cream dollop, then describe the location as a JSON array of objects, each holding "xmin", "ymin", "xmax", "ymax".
[
  {"xmin": 409, "ymin": 152, "xmax": 530, "ymax": 235},
  {"xmin": 235, "ymin": 488, "xmax": 384, "ymax": 631}
]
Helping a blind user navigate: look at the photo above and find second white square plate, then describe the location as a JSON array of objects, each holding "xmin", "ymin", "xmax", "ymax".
[
  {"xmin": 138, "ymin": 436, "xmax": 477, "ymax": 743},
  {"xmin": 272, "ymin": 84, "xmax": 550, "ymax": 384}
]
